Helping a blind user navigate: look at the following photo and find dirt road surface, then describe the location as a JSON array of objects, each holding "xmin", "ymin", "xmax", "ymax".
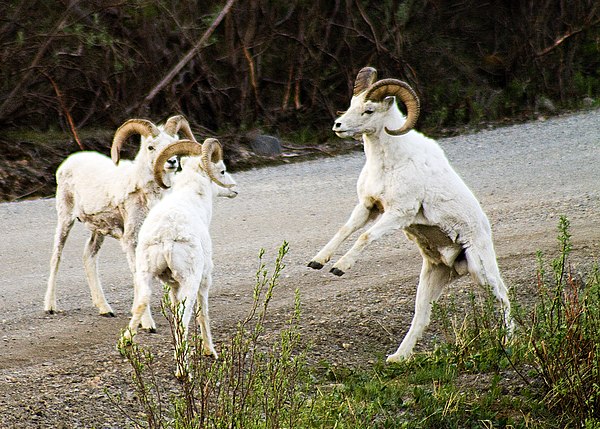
[{"xmin": 1, "ymin": 109, "xmax": 599, "ymax": 427}]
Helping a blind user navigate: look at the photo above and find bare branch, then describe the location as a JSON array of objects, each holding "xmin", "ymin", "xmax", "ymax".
[
  {"xmin": 130, "ymin": 0, "xmax": 237, "ymax": 114},
  {"xmin": 0, "ymin": 8, "xmax": 72, "ymax": 120},
  {"xmin": 43, "ymin": 72, "xmax": 84, "ymax": 150},
  {"xmin": 537, "ymin": 26, "xmax": 585, "ymax": 57}
]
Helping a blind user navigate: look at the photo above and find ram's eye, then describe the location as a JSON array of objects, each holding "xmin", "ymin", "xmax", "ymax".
[
  {"xmin": 220, "ymin": 170, "xmax": 225, "ymax": 175},
  {"xmin": 363, "ymin": 109, "xmax": 374, "ymax": 115},
  {"xmin": 148, "ymin": 145, "xmax": 155, "ymax": 151}
]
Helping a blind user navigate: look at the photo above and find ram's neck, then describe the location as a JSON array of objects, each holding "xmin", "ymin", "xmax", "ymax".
[
  {"xmin": 362, "ymin": 133, "xmax": 387, "ymax": 174},
  {"xmin": 167, "ymin": 182, "xmax": 213, "ymax": 223},
  {"xmin": 114, "ymin": 161, "xmax": 157, "ymax": 202},
  {"xmin": 173, "ymin": 172, "xmax": 213, "ymax": 202},
  {"xmin": 362, "ymin": 130, "xmax": 410, "ymax": 174}
]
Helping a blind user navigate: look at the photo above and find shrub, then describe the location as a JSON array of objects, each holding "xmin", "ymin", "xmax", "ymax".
[
  {"xmin": 530, "ymin": 216, "xmax": 600, "ymax": 425},
  {"xmin": 117, "ymin": 241, "xmax": 312, "ymax": 429}
]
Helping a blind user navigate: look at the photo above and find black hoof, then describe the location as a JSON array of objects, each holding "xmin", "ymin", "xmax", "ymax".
[
  {"xmin": 46, "ymin": 310, "xmax": 55, "ymax": 315},
  {"xmin": 101, "ymin": 312, "xmax": 116, "ymax": 318},
  {"xmin": 138, "ymin": 323, "xmax": 157, "ymax": 333},
  {"xmin": 308, "ymin": 261, "xmax": 324, "ymax": 270},
  {"xmin": 330, "ymin": 267, "xmax": 345, "ymax": 277}
]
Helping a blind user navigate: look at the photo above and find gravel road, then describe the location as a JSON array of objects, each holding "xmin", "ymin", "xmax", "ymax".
[{"xmin": 1, "ymin": 109, "xmax": 599, "ymax": 427}]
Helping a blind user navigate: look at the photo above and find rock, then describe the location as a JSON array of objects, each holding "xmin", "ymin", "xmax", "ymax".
[
  {"xmin": 535, "ymin": 96, "xmax": 556, "ymax": 113},
  {"xmin": 246, "ymin": 132, "xmax": 282, "ymax": 156},
  {"xmin": 582, "ymin": 97, "xmax": 595, "ymax": 108}
]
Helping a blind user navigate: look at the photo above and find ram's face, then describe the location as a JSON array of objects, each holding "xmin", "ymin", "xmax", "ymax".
[
  {"xmin": 211, "ymin": 159, "xmax": 238, "ymax": 198},
  {"xmin": 180, "ymin": 156, "xmax": 238, "ymax": 198},
  {"xmin": 154, "ymin": 156, "xmax": 180, "ymax": 188},
  {"xmin": 163, "ymin": 156, "xmax": 180, "ymax": 173},
  {"xmin": 332, "ymin": 95, "xmax": 394, "ymax": 140},
  {"xmin": 141, "ymin": 132, "xmax": 178, "ymax": 165}
]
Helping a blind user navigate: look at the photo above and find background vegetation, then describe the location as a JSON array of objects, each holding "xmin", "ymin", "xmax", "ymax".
[
  {"xmin": 1, "ymin": 0, "xmax": 599, "ymax": 139},
  {"xmin": 0, "ymin": 0, "xmax": 598, "ymax": 201}
]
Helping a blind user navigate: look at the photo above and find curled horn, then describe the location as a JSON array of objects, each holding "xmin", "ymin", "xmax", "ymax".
[
  {"xmin": 201, "ymin": 138, "xmax": 235, "ymax": 189},
  {"xmin": 163, "ymin": 115, "xmax": 197, "ymax": 142},
  {"xmin": 111, "ymin": 119, "xmax": 160, "ymax": 164},
  {"xmin": 365, "ymin": 78, "xmax": 420, "ymax": 135},
  {"xmin": 153, "ymin": 138, "xmax": 235, "ymax": 189},
  {"xmin": 153, "ymin": 140, "xmax": 202, "ymax": 189},
  {"xmin": 353, "ymin": 66, "xmax": 378, "ymax": 96}
]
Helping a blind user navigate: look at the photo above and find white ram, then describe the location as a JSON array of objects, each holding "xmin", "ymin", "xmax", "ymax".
[
  {"xmin": 308, "ymin": 67, "xmax": 513, "ymax": 362},
  {"xmin": 44, "ymin": 115, "xmax": 195, "ymax": 318},
  {"xmin": 123, "ymin": 138, "xmax": 237, "ymax": 369}
]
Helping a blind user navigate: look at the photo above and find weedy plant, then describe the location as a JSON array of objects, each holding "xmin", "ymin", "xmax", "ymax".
[
  {"xmin": 530, "ymin": 216, "xmax": 600, "ymax": 426},
  {"xmin": 113, "ymin": 218, "xmax": 600, "ymax": 428},
  {"xmin": 116, "ymin": 241, "xmax": 312, "ymax": 429},
  {"xmin": 432, "ymin": 286, "xmax": 518, "ymax": 374}
]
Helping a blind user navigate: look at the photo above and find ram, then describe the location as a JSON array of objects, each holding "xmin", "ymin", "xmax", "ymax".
[
  {"xmin": 123, "ymin": 138, "xmax": 237, "ymax": 373},
  {"xmin": 308, "ymin": 67, "xmax": 513, "ymax": 362},
  {"xmin": 45, "ymin": 115, "xmax": 194, "ymax": 318}
]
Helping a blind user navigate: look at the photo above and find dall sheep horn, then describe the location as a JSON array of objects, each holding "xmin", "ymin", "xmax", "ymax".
[
  {"xmin": 201, "ymin": 138, "xmax": 235, "ymax": 189},
  {"xmin": 111, "ymin": 119, "xmax": 160, "ymax": 165},
  {"xmin": 353, "ymin": 67, "xmax": 378, "ymax": 96},
  {"xmin": 153, "ymin": 138, "xmax": 234, "ymax": 189},
  {"xmin": 153, "ymin": 140, "xmax": 202, "ymax": 189},
  {"xmin": 365, "ymin": 78, "xmax": 420, "ymax": 135},
  {"xmin": 163, "ymin": 115, "xmax": 197, "ymax": 142}
]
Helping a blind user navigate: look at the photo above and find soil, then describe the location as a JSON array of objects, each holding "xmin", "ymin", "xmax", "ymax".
[{"xmin": 1, "ymin": 109, "xmax": 599, "ymax": 427}]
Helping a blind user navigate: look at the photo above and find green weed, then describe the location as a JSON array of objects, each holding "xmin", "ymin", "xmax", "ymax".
[
  {"xmin": 115, "ymin": 217, "xmax": 600, "ymax": 428},
  {"xmin": 530, "ymin": 216, "xmax": 600, "ymax": 425}
]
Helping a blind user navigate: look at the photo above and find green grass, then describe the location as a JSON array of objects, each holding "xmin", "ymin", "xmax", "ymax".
[{"xmin": 115, "ymin": 219, "xmax": 600, "ymax": 428}]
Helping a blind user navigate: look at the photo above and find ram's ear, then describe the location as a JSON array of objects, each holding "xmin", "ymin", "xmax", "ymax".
[{"xmin": 383, "ymin": 96, "xmax": 396, "ymax": 110}]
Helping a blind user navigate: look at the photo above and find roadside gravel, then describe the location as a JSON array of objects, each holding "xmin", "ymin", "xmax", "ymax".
[{"xmin": 0, "ymin": 108, "xmax": 599, "ymax": 427}]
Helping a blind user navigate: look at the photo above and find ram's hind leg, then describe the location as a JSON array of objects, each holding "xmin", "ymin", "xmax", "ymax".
[
  {"xmin": 196, "ymin": 272, "xmax": 218, "ymax": 358},
  {"xmin": 387, "ymin": 259, "xmax": 456, "ymax": 362},
  {"xmin": 167, "ymin": 277, "xmax": 203, "ymax": 378},
  {"xmin": 466, "ymin": 245, "xmax": 514, "ymax": 336},
  {"xmin": 83, "ymin": 232, "xmax": 114, "ymax": 316}
]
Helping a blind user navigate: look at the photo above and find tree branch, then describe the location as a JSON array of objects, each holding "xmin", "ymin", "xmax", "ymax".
[
  {"xmin": 129, "ymin": 0, "xmax": 237, "ymax": 114},
  {"xmin": 0, "ymin": 8, "xmax": 72, "ymax": 120},
  {"xmin": 536, "ymin": 18, "xmax": 600, "ymax": 57},
  {"xmin": 43, "ymin": 72, "xmax": 84, "ymax": 150}
]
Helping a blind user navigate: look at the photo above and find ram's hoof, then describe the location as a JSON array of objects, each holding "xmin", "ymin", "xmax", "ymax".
[
  {"xmin": 45, "ymin": 310, "xmax": 56, "ymax": 315},
  {"xmin": 149, "ymin": 327, "xmax": 157, "ymax": 334},
  {"xmin": 330, "ymin": 267, "xmax": 345, "ymax": 277},
  {"xmin": 307, "ymin": 261, "xmax": 324, "ymax": 270},
  {"xmin": 101, "ymin": 311, "xmax": 116, "ymax": 318}
]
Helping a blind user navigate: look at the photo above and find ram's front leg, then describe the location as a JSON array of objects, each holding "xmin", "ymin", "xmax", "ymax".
[
  {"xmin": 330, "ymin": 212, "xmax": 403, "ymax": 276},
  {"xmin": 308, "ymin": 203, "xmax": 371, "ymax": 270}
]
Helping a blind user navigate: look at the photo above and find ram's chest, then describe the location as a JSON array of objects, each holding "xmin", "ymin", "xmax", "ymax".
[
  {"xmin": 358, "ymin": 169, "xmax": 386, "ymax": 198},
  {"xmin": 358, "ymin": 170, "xmax": 392, "ymax": 218}
]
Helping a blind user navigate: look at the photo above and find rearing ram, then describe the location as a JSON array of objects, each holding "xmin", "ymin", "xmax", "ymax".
[{"xmin": 308, "ymin": 67, "xmax": 513, "ymax": 362}]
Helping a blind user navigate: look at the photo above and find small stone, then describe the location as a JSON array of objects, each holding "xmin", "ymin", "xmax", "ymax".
[{"xmin": 246, "ymin": 132, "xmax": 282, "ymax": 156}]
